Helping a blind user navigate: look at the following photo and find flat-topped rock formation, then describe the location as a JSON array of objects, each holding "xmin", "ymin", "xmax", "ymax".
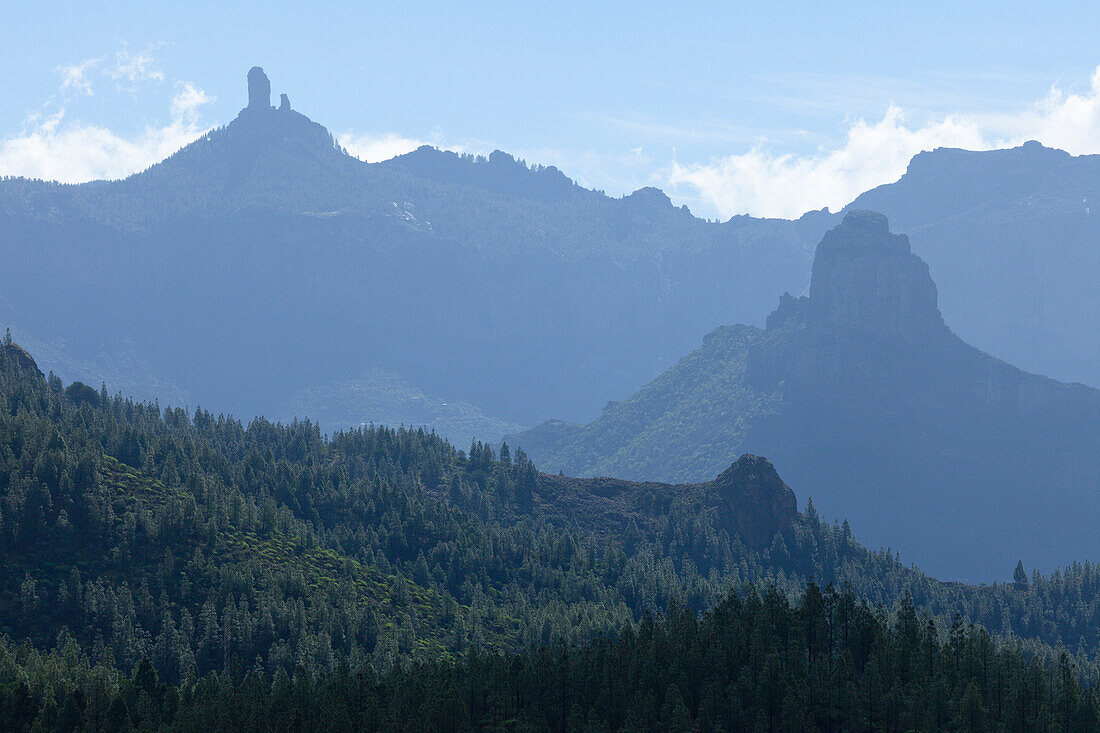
[{"xmin": 515, "ymin": 211, "xmax": 1100, "ymax": 580}]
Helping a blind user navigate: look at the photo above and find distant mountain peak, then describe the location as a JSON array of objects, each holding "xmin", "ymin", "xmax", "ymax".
[
  {"xmin": 896, "ymin": 140, "xmax": 1075, "ymax": 188},
  {"xmin": 806, "ymin": 210, "xmax": 944, "ymax": 339},
  {"xmin": 625, "ymin": 186, "xmax": 673, "ymax": 206},
  {"xmin": 219, "ymin": 67, "xmax": 341, "ymax": 159},
  {"xmin": 385, "ymin": 145, "xmax": 579, "ymax": 201}
]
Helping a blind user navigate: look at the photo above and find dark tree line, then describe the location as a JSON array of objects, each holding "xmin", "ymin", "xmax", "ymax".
[
  {"xmin": 4, "ymin": 585, "xmax": 1098, "ymax": 731},
  {"xmin": 4, "ymin": 342, "xmax": 1100, "ymax": 729}
]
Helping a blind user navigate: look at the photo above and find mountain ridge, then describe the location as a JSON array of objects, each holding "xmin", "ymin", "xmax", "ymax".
[
  {"xmin": 1, "ymin": 68, "xmax": 1097, "ymax": 438},
  {"xmin": 0, "ymin": 68, "xmax": 823, "ymax": 428},
  {"xmin": 513, "ymin": 210, "xmax": 1100, "ymax": 580}
]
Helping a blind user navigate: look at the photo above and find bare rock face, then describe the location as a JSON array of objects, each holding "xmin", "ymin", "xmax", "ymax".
[
  {"xmin": 247, "ymin": 67, "xmax": 271, "ymax": 109},
  {"xmin": 1, "ymin": 343, "xmax": 43, "ymax": 379},
  {"xmin": 279, "ymin": 93, "xmax": 291, "ymax": 111},
  {"xmin": 708, "ymin": 454, "xmax": 797, "ymax": 546},
  {"xmin": 809, "ymin": 210, "xmax": 945, "ymax": 340}
]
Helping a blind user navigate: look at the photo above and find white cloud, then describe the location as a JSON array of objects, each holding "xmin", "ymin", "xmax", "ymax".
[
  {"xmin": 170, "ymin": 82, "xmax": 212, "ymax": 123},
  {"xmin": 109, "ymin": 45, "xmax": 165, "ymax": 92},
  {"xmin": 57, "ymin": 57, "xmax": 100, "ymax": 97},
  {"xmin": 338, "ymin": 132, "xmax": 428, "ymax": 163},
  {"xmin": 0, "ymin": 82, "xmax": 214, "ymax": 183},
  {"xmin": 1003, "ymin": 67, "xmax": 1100, "ymax": 154},
  {"xmin": 664, "ymin": 66, "xmax": 1100, "ymax": 219}
]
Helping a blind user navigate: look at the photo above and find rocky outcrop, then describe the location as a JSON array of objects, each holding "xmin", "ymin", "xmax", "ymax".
[
  {"xmin": 708, "ymin": 455, "xmax": 797, "ymax": 546},
  {"xmin": 515, "ymin": 210, "xmax": 1100, "ymax": 579},
  {"xmin": 1, "ymin": 343, "xmax": 43, "ymax": 379},
  {"xmin": 247, "ymin": 67, "xmax": 271, "ymax": 109},
  {"xmin": 809, "ymin": 210, "xmax": 945, "ymax": 340},
  {"xmin": 534, "ymin": 455, "xmax": 799, "ymax": 549},
  {"xmin": 215, "ymin": 68, "xmax": 342, "ymax": 186}
]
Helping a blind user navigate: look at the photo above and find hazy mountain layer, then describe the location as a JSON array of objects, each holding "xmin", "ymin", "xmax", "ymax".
[
  {"xmin": 2, "ymin": 68, "xmax": 1096, "ymax": 441},
  {"xmin": 514, "ymin": 211, "xmax": 1100, "ymax": 581},
  {"xmin": 0, "ymin": 68, "xmax": 826, "ymax": 427},
  {"xmin": 848, "ymin": 141, "xmax": 1100, "ymax": 387},
  {"xmin": 275, "ymin": 367, "xmax": 525, "ymax": 445}
]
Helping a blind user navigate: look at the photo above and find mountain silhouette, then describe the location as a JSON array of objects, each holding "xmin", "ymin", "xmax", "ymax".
[
  {"xmin": 513, "ymin": 211, "xmax": 1100, "ymax": 581},
  {"xmin": 1, "ymin": 69, "xmax": 1097, "ymax": 441},
  {"xmin": 0, "ymin": 68, "xmax": 824, "ymax": 431},
  {"xmin": 847, "ymin": 140, "xmax": 1100, "ymax": 388}
]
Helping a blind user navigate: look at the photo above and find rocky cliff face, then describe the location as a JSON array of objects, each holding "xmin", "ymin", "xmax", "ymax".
[
  {"xmin": 845, "ymin": 141, "xmax": 1100, "ymax": 388},
  {"xmin": 516, "ymin": 210, "xmax": 1100, "ymax": 580},
  {"xmin": 707, "ymin": 455, "xmax": 797, "ymax": 546},
  {"xmin": 758, "ymin": 211, "xmax": 1086, "ymax": 420},
  {"xmin": 808, "ymin": 210, "xmax": 945, "ymax": 340}
]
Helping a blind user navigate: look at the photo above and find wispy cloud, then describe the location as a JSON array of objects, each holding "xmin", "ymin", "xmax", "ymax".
[
  {"xmin": 664, "ymin": 66, "xmax": 1100, "ymax": 218},
  {"xmin": 0, "ymin": 43, "xmax": 214, "ymax": 183},
  {"xmin": 57, "ymin": 57, "xmax": 100, "ymax": 97},
  {"xmin": 54, "ymin": 44, "xmax": 166, "ymax": 99},
  {"xmin": 109, "ymin": 44, "xmax": 166, "ymax": 92},
  {"xmin": 169, "ymin": 82, "xmax": 212, "ymax": 123},
  {"xmin": 591, "ymin": 114, "xmax": 763, "ymax": 145}
]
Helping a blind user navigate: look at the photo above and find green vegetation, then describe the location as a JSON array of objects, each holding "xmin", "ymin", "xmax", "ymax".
[
  {"xmin": 514, "ymin": 323, "xmax": 780, "ymax": 480},
  {"xmin": 5, "ymin": 585, "xmax": 1100, "ymax": 731},
  {"xmin": 5, "ymin": 343, "xmax": 1100, "ymax": 729}
]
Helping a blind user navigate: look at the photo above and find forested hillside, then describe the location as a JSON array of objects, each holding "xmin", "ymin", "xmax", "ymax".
[
  {"xmin": 8, "ymin": 585, "xmax": 1100, "ymax": 731},
  {"xmin": 6, "ymin": 337, "xmax": 1100, "ymax": 729}
]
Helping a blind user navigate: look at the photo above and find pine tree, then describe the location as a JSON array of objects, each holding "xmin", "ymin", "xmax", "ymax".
[{"xmin": 1014, "ymin": 560, "xmax": 1029, "ymax": 590}]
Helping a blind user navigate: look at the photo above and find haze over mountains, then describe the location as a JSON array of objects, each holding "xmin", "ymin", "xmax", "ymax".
[
  {"xmin": 5, "ymin": 50, "xmax": 1100, "ymax": 728},
  {"xmin": 847, "ymin": 141, "xmax": 1100, "ymax": 388},
  {"xmin": 2, "ymin": 67, "xmax": 1097, "ymax": 448},
  {"xmin": 0, "ymin": 67, "xmax": 825, "ymax": 440},
  {"xmin": 514, "ymin": 211, "xmax": 1100, "ymax": 580}
]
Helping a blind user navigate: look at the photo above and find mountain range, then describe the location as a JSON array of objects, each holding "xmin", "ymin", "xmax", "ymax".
[
  {"xmin": 513, "ymin": 210, "xmax": 1100, "ymax": 581},
  {"xmin": 0, "ymin": 67, "xmax": 825, "ymax": 438},
  {"xmin": 2, "ymin": 67, "xmax": 1097, "ymax": 445}
]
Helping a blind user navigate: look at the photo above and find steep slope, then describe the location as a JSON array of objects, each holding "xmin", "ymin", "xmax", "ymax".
[
  {"xmin": 0, "ymin": 67, "xmax": 825, "ymax": 429},
  {"xmin": 514, "ymin": 211, "xmax": 1100, "ymax": 580},
  {"xmin": 11, "ymin": 338, "xmax": 1100, "ymax": 719},
  {"xmin": 0, "ymin": 340, "xmax": 820, "ymax": 685},
  {"xmin": 847, "ymin": 141, "xmax": 1100, "ymax": 387}
]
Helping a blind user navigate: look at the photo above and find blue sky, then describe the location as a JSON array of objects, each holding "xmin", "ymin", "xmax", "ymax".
[{"xmin": 4, "ymin": 1, "xmax": 1100, "ymax": 217}]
